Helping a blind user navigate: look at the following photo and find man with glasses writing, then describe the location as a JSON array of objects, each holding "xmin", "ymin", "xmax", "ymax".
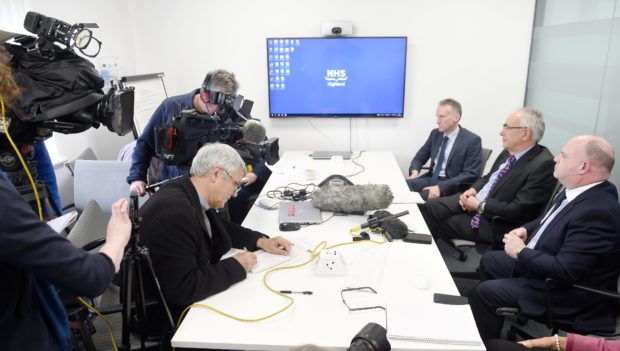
[
  {"xmin": 137, "ymin": 143, "xmax": 291, "ymax": 344},
  {"xmin": 420, "ymin": 108, "xmax": 556, "ymax": 244}
]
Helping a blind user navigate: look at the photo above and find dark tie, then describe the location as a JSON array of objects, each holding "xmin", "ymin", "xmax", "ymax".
[
  {"xmin": 431, "ymin": 136, "xmax": 449, "ymax": 185},
  {"xmin": 527, "ymin": 189, "xmax": 567, "ymax": 243},
  {"xmin": 470, "ymin": 155, "xmax": 517, "ymax": 229},
  {"xmin": 547, "ymin": 189, "xmax": 567, "ymax": 217}
]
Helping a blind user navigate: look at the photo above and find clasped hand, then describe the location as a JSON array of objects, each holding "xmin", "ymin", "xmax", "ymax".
[
  {"xmin": 502, "ymin": 227, "xmax": 528, "ymax": 259},
  {"xmin": 458, "ymin": 188, "xmax": 479, "ymax": 211}
]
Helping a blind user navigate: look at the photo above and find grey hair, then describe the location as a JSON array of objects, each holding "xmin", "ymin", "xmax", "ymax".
[
  {"xmin": 203, "ymin": 69, "xmax": 240, "ymax": 95},
  {"xmin": 189, "ymin": 143, "xmax": 246, "ymax": 177},
  {"xmin": 439, "ymin": 98, "xmax": 462, "ymax": 117},
  {"xmin": 518, "ymin": 107, "xmax": 545, "ymax": 142}
]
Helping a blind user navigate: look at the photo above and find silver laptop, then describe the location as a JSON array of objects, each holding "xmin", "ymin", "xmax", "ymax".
[
  {"xmin": 311, "ymin": 151, "xmax": 352, "ymax": 160},
  {"xmin": 278, "ymin": 201, "xmax": 323, "ymax": 224}
]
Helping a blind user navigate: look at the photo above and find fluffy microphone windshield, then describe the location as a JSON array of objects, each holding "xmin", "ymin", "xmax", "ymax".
[
  {"xmin": 311, "ymin": 184, "xmax": 394, "ymax": 214},
  {"xmin": 242, "ymin": 120, "xmax": 266, "ymax": 144},
  {"xmin": 372, "ymin": 210, "xmax": 409, "ymax": 240}
]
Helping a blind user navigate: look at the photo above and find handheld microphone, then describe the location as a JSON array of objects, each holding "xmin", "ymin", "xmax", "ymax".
[
  {"xmin": 371, "ymin": 210, "xmax": 410, "ymax": 241},
  {"xmin": 311, "ymin": 184, "xmax": 394, "ymax": 214},
  {"xmin": 242, "ymin": 120, "xmax": 266, "ymax": 144},
  {"xmin": 353, "ymin": 210, "xmax": 409, "ymax": 231}
]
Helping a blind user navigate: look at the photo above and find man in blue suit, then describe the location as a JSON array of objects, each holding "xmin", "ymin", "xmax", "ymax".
[
  {"xmin": 407, "ymin": 98, "xmax": 482, "ymax": 200},
  {"xmin": 469, "ymin": 135, "xmax": 620, "ymax": 343}
]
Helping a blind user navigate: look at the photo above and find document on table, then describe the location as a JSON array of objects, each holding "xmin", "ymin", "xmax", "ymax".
[
  {"xmin": 387, "ymin": 296, "xmax": 482, "ymax": 346},
  {"xmin": 223, "ymin": 244, "xmax": 308, "ymax": 274}
]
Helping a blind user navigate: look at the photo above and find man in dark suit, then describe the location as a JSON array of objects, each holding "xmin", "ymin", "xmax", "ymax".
[
  {"xmin": 420, "ymin": 108, "xmax": 556, "ymax": 243},
  {"xmin": 138, "ymin": 143, "xmax": 291, "ymax": 341},
  {"xmin": 407, "ymin": 98, "xmax": 482, "ymax": 200},
  {"xmin": 469, "ymin": 135, "xmax": 620, "ymax": 342}
]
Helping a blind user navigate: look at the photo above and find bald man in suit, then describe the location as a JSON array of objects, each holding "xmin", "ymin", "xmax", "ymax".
[{"xmin": 470, "ymin": 135, "xmax": 620, "ymax": 342}]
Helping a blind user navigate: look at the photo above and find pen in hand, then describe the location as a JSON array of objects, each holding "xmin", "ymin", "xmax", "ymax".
[{"xmin": 279, "ymin": 290, "xmax": 313, "ymax": 295}]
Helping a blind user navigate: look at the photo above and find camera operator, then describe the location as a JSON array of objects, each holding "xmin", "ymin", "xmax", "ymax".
[
  {"xmin": 127, "ymin": 69, "xmax": 271, "ymax": 224},
  {"xmin": 138, "ymin": 143, "xmax": 290, "ymax": 343},
  {"xmin": 0, "ymin": 50, "xmax": 132, "ymax": 350}
]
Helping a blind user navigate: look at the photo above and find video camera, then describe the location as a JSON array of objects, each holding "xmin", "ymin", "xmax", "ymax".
[
  {"xmin": 349, "ymin": 323, "xmax": 391, "ymax": 351},
  {"xmin": 154, "ymin": 96, "xmax": 279, "ymax": 168},
  {"xmin": 0, "ymin": 12, "xmax": 134, "ymax": 187}
]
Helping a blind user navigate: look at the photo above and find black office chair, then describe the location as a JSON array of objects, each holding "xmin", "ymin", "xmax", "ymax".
[
  {"xmin": 456, "ymin": 147, "xmax": 493, "ymax": 193},
  {"xmin": 497, "ymin": 275, "xmax": 620, "ymax": 341}
]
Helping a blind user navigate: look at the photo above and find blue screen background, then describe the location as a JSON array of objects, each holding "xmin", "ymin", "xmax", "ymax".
[{"xmin": 267, "ymin": 37, "xmax": 407, "ymax": 117}]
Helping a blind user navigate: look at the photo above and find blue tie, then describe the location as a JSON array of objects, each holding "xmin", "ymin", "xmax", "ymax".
[{"xmin": 431, "ymin": 136, "xmax": 449, "ymax": 185}]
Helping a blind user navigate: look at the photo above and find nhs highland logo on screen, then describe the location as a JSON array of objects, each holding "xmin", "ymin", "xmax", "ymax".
[{"xmin": 325, "ymin": 69, "xmax": 348, "ymax": 87}]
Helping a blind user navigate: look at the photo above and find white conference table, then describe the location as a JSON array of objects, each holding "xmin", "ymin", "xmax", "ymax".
[{"xmin": 171, "ymin": 151, "xmax": 484, "ymax": 351}]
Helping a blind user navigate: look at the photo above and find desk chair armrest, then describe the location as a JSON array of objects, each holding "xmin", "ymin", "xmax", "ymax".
[
  {"xmin": 572, "ymin": 284, "xmax": 620, "ymax": 299},
  {"xmin": 546, "ymin": 278, "xmax": 620, "ymax": 300},
  {"xmin": 451, "ymin": 239, "xmax": 476, "ymax": 249}
]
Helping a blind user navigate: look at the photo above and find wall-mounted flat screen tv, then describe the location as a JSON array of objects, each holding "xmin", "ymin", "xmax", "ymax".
[{"xmin": 267, "ymin": 37, "xmax": 407, "ymax": 118}]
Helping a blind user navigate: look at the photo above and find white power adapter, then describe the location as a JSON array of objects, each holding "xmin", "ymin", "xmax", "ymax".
[{"xmin": 314, "ymin": 250, "xmax": 347, "ymax": 276}]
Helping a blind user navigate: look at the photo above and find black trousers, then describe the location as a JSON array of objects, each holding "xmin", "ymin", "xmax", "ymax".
[
  {"xmin": 469, "ymin": 250, "xmax": 523, "ymax": 341},
  {"xmin": 419, "ymin": 193, "xmax": 492, "ymax": 243}
]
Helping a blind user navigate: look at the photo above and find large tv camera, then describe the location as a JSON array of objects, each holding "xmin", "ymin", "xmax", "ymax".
[
  {"xmin": 154, "ymin": 97, "xmax": 279, "ymax": 168},
  {"xmin": 0, "ymin": 12, "xmax": 134, "ymax": 187}
]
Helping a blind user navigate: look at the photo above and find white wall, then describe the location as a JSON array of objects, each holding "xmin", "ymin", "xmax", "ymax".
[{"xmin": 19, "ymin": 0, "xmax": 535, "ymax": 174}]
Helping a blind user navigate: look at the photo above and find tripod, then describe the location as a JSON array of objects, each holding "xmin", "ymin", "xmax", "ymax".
[{"xmin": 119, "ymin": 193, "xmax": 174, "ymax": 350}]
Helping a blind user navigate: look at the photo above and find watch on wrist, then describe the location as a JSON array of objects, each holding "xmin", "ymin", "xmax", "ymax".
[{"xmin": 477, "ymin": 201, "xmax": 486, "ymax": 214}]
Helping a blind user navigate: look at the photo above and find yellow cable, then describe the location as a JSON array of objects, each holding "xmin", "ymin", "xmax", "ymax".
[
  {"xmin": 77, "ymin": 296, "xmax": 119, "ymax": 351},
  {"xmin": 0, "ymin": 94, "xmax": 43, "ymax": 219},
  {"xmin": 171, "ymin": 238, "xmax": 384, "ymax": 351}
]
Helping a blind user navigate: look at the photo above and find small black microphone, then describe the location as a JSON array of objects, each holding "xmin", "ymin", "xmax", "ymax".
[{"xmin": 354, "ymin": 210, "xmax": 409, "ymax": 230}]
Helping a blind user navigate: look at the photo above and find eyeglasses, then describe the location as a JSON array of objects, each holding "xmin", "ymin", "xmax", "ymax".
[
  {"xmin": 221, "ymin": 168, "xmax": 244, "ymax": 194},
  {"xmin": 340, "ymin": 287, "xmax": 386, "ymax": 312},
  {"xmin": 502, "ymin": 124, "xmax": 528, "ymax": 131}
]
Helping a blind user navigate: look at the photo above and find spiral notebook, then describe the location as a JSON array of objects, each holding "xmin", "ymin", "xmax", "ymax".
[{"xmin": 387, "ymin": 298, "xmax": 482, "ymax": 346}]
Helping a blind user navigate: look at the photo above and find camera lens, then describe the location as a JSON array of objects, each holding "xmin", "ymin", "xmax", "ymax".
[{"xmin": 331, "ymin": 27, "xmax": 342, "ymax": 35}]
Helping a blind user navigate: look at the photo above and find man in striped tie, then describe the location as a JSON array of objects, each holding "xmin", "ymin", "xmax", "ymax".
[
  {"xmin": 420, "ymin": 108, "xmax": 556, "ymax": 244},
  {"xmin": 469, "ymin": 135, "xmax": 620, "ymax": 343}
]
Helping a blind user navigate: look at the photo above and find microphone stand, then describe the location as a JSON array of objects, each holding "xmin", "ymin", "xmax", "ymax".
[{"xmin": 119, "ymin": 193, "xmax": 174, "ymax": 350}]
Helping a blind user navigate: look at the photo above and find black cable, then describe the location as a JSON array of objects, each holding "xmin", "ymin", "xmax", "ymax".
[
  {"xmin": 265, "ymin": 183, "xmax": 318, "ymax": 201},
  {"xmin": 344, "ymin": 151, "xmax": 365, "ymax": 177}
]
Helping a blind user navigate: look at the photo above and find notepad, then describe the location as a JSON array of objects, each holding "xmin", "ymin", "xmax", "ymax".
[
  {"xmin": 47, "ymin": 211, "xmax": 79, "ymax": 234},
  {"xmin": 250, "ymin": 250, "xmax": 293, "ymax": 274},
  {"xmin": 387, "ymin": 298, "xmax": 482, "ymax": 346}
]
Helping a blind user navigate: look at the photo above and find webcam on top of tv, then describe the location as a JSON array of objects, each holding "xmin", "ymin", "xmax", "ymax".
[{"xmin": 320, "ymin": 21, "xmax": 353, "ymax": 36}]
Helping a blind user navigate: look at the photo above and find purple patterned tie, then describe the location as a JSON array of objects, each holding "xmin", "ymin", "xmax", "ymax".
[{"xmin": 470, "ymin": 155, "xmax": 516, "ymax": 229}]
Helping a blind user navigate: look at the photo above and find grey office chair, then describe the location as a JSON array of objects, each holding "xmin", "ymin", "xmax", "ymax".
[
  {"xmin": 73, "ymin": 159, "xmax": 147, "ymax": 220},
  {"xmin": 57, "ymin": 147, "xmax": 97, "ymax": 212},
  {"xmin": 66, "ymin": 199, "xmax": 106, "ymax": 250}
]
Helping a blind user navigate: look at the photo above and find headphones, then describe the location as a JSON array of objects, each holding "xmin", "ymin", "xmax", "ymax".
[{"xmin": 200, "ymin": 72, "xmax": 234, "ymax": 106}]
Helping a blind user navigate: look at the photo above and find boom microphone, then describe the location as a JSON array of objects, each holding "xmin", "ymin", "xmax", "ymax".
[
  {"xmin": 242, "ymin": 120, "xmax": 266, "ymax": 144},
  {"xmin": 311, "ymin": 183, "xmax": 394, "ymax": 214}
]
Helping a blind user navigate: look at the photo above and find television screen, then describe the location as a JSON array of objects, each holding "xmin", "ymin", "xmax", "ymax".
[{"xmin": 267, "ymin": 37, "xmax": 407, "ymax": 118}]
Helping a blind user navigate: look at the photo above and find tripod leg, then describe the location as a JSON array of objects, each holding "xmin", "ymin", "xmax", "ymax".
[
  {"xmin": 134, "ymin": 258, "xmax": 147, "ymax": 351},
  {"xmin": 120, "ymin": 257, "xmax": 133, "ymax": 351},
  {"xmin": 142, "ymin": 249, "xmax": 175, "ymax": 330}
]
